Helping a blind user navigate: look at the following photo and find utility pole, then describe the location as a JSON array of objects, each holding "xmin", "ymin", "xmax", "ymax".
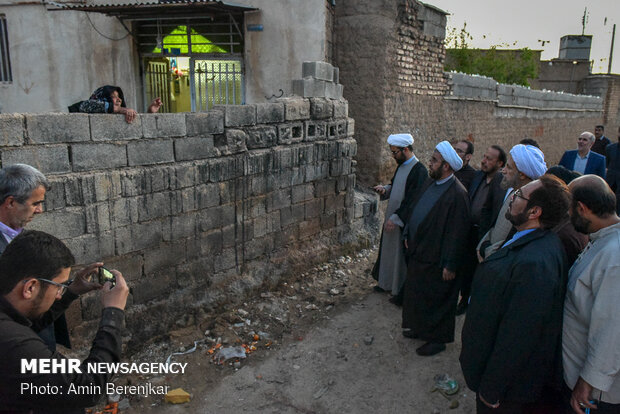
[{"xmin": 609, "ymin": 24, "xmax": 616, "ymax": 75}]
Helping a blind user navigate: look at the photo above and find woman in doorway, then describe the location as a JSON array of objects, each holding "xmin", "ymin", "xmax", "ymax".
[{"xmin": 70, "ymin": 85, "xmax": 162, "ymax": 123}]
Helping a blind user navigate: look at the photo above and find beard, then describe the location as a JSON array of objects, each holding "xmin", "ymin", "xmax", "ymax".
[
  {"xmin": 571, "ymin": 209, "xmax": 591, "ymax": 234},
  {"xmin": 429, "ymin": 166, "xmax": 442, "ymax": 180},
  {"xmin": 501, "ymin": 175, "xmax": 516, "ymax": 190},
  {"xmin": 25, "ymin": 288, "xmax": 48, "ymax": 320},
  {"xmin": 505, "ymin": 208, "xmax": 529, "ymax": 227}
]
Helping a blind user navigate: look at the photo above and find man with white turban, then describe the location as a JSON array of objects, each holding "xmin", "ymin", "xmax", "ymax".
[
  {"xmin": 401, "ymin": 141, "xmax": 470, "ymax": 356},
  {"xmin": 371, "ymin": 134, "xmax": 428, "ymax": 301},
  {"xmin": 477, "ymin": 144, "xmax": 547, "ymax": 260}
]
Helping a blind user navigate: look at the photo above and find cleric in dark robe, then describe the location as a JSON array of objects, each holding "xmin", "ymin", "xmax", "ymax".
[{"xmin": 401, "ymin": 141, "xmax": 471, "ymax": 356}]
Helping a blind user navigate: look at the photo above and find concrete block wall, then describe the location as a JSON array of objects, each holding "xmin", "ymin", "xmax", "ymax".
[
  {"xmin": 0, "ymin": 98, "xmax": 379, "ymax": 347},
  {"xmin": 447, "ymin": 72, "xmax": 603, "ymax": 111},
  {"xmin": 292, "ymin": 61, "xmax": 344, "ymax": 99}
]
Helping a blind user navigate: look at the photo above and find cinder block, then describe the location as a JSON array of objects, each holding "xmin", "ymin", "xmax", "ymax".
[
  {"xmin": 196, "ymin": 183, "xmax": 220, "ymax": 209},
  {"xmin": 302, "ymin": 61, "xmax": 334, "ymax": 81},
  {"xmin": 28, "ymin": 208, "xmax": 85, "ymax": 239},
  {"xmin": 138, "ymin": 192, "xmax": 172, "ymax": 221},
  {"xmin": 115, "ymin": 221, "xmax": 162, "ymax": 255},
  {"xmin": 215, "ymin": 104, "xmax": 256, "ymax": 127},
  {"xmin": 85, "ymin": 203, "xmax": 111, "ymax": 233},
  {"xmin": 72, "ymin": 143, "xmax": 127, "ymax": 172},
  {"xmin": 305, "ymin": 121, "xmax": 328, "ymax": 142},
  {"xmin": 292, "ymin": 78, "xmax": 327, "ymax": 98},
  {"xmin": 246, "ymin": 150, "xmax": 272, "ymax": 175},
  {"xmin": 325, "ymin": 83, "xmax": 343, "ymax": 100},
  {"xmin": 174, "ymin": 135, "xmax": 217, "ymax": 161},
  {"xmin": 186, "ymin": 111, "xmax": 224, "ymax": 136},
  {"xmin": 1, "ymin": 145, "xmax": 70, "ymax": 174},
  {"xmin": 245, "ymin": 126, "xmax": 277, "ymax": 149},
  {"xmin": 278, "ymin": 98, "xmax": 310, "ymax": 121},
  {"xmin": 309, "ymin": 98, "xmax": 333, "ymax": 120},
  {"xmin": 291, "ymin": 183, "xmax": 314, "ymax": 204},
  {"xmin": 0, "ymin": 114, "xmax": 25, "ymax": 146},
  {"xmin": 27, "ymin": 113, "xmax": 90, "ymax": 143},
  {"xmin": 277, "ymin": 123, "xmax": 304, "ymax": 145},
  {"xmin": 63, "ymin": 232, "xmax": 115, "ymax": 265},
  {"xmin": 127, "ymin": 139, "xmax": 174, "ymax": 166},
  {"xmin": 142, "ymin": 113, "xmax": 186, "ymax": 138},
  {"xmin": 90, "ymin": 114, "xmax": 143, "ymax": 141},
  {"xmin": 333, "ymin": 100, "xmax": 348, "ymax": 118},
  {"xmin": 111, "ymin": 198, "xmax": 139, "ymax": 227},
  {"xmin": 256, "ymin": 102, "xmax": 285, "ymax": 124},
  {"xmin": 215, "ymin": 129, "xmax": 247, "ymax": 155},
  {"xmin": 347, "ymin": 118, "xmax": 355, "ymax": 137}
]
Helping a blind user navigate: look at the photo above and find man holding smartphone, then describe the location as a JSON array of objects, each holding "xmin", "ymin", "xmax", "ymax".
[{"xmin": 0, "ymin": 230, "xmax": 129, "ymax": 413}]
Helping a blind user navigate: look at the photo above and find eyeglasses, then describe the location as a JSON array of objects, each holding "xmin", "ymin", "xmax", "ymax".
[
  {"xmin": 37, "ymin": 278, "xmax": 71, "ymax": 297},
  {"xmin": 391, "ymin": 149, "xmax": 404, "ymax": 155},
  {"xmin": 512, "ymin": 188, "xmax": 530, "ymax": 202}
]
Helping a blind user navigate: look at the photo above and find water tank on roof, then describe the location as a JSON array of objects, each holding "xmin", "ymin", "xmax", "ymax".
[{"xmin": 558, "ymin": 35, "xmax": 592, "ymax": 60}]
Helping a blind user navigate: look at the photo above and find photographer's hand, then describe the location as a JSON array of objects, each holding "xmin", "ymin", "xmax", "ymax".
[
  {"xmin": 67, "ymin": 262, "xmax": 104, "ymax": 296},
  {"xmin": 101, "ymin": 270, "xmax": 129, "ymax": 310}
]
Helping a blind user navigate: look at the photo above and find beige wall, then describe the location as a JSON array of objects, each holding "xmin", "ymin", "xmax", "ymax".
[{"xmin": 0, "ymin": 5, "xmax": 139, "ymax": 113}]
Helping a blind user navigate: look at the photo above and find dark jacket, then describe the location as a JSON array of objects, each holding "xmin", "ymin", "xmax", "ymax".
[
  {"xmin": 0, "ymin": 295, "xmax": 124, "ymax": 413},
  {"xmin": 559, "ymin": 150, "xmax": 606, "ymax": 179},
  {"xmin": 455, "ymin": 164, "xmax": 477, "ymax": 191},
  {"xmin": 460, "ymin": 229, "xmax": 566, "ymax": 404},
  {"xmin": 468, "ymin": 171, "xmax": 505, "ymax": 239},
  {"xmin": 592, "ymin": 136, "xmax": 611, "ymax": 156}
]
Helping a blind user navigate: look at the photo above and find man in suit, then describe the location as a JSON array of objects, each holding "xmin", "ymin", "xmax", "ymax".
[
  {"xmin": 605, "ymin": 126, "xmax": 620, "ymax": 214},
  {"xmin": 592, "ymin": 125, "xmax": 611, "ymax": 156},
  {"xmin": 559, "ymin": 131, "xmax": 606, "ymax": 179},
  {"xmin": 461, "ymin": 174, "xmax": 569, "ymax": 413}
]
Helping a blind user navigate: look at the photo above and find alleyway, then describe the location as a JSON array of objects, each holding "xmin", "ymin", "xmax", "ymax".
[{"xmin": 123, "ymin": 283, "xmax": 475, "ymax": 413}]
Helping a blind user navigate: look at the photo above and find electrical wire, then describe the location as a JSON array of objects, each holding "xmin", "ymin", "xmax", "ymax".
[{"xmin": 85, "ymin": 12, "xmax": 131, "ymax": 41}]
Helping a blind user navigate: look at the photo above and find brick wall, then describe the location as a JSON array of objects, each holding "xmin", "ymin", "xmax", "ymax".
[
  {"xmin": 335, "ymin": 0, "xmax": 605, "ymax": 185},
  {"xmin": 0, "ymin": 98, "xmax": 380, "ymax": 348}
]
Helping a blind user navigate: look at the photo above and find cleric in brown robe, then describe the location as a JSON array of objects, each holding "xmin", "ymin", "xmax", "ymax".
[{"xmin": 402, "ymin": 141, "xmax": 471, "ymax": 356}]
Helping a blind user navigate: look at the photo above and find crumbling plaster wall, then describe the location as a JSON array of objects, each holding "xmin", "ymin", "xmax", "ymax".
[
  {"xmin": 0, "ymin": 5, "xmax": 139, "ymax": 113},
  {"xmin": 0, "ymin": 97, "xmax": 380, "ymax": 348}
]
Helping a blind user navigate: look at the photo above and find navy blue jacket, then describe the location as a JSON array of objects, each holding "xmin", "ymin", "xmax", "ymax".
[{"xmin": 558, "ymin": 150, "xmax": 606, "ymax": 178}]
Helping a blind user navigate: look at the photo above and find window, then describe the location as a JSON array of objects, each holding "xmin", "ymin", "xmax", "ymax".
[
  {"xmin": 137, "ymin": 14, "xmax": 245, "ymax": 112},
  {"xmin": 0, "ymin": 15, "xmax": 12, "ymax": 83}
]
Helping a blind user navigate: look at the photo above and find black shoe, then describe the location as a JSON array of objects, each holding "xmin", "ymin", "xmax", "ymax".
[
  {"xmin": 415, "ymin": 342, "xmax": 446, "ymax": 356},
  {"xmin": 389, "ymin": 295, "xmax": 403, "ymax": 307},
  {"xmin": 456, "ymin": 300, "xmax": 468, "ymax": 316},
  {"xmin": 373, "ymin": 285, "xmax": 386, "ymax": 293},
  {"xmin": 402, "ymin": 330, "xmax": 419, "ymax": 339}
]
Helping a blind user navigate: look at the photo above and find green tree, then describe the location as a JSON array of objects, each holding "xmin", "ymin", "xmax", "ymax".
[{"xmin": 444, "ymin": 23, "xmax": 539, "ymax": 86}]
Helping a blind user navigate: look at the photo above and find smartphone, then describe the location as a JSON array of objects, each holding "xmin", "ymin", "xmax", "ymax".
[{"xmin": 98, "ymin": 266, "xmax": 116, "ymax": 287}]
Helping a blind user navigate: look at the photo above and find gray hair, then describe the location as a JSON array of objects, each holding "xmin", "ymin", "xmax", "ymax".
[
  {"xmin": 580, "ymin": 131, "xmax": 595, "ymax": 143},
  {"xmin": 0, "ymin": 164, "xmax": 49, "ymax": 204}
]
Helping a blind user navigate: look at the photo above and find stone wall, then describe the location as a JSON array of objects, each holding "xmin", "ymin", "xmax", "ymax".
[
  {"xmin": 335, "ymin": 0, "xmax": 604, "ymax": 185},
  {"xmin": 0, "ymin": 98, "xmax": 380, "ymax": 348}
]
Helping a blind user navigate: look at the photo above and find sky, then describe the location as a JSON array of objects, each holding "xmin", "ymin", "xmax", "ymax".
[{"xmin": 430, "ymin": 0, "xmax": 620, "ymax": 74}]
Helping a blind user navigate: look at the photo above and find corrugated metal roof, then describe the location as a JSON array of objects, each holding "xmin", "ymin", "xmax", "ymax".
[{"xmin": 48, "ymin": 0, "xmax": 257, "ymax": 17}]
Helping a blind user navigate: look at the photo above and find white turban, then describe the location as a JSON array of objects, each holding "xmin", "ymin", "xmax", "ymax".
[
  {"xmin": 387, "ymin": 133, "xmax": 414, "ymax": 147},
  {"xmin": 510, "ymin": 144, "xmax": 547, "ymax": 180},
  {"xmin": 435, "ymin": 140, "xmax": 463, "ymax": 171}
]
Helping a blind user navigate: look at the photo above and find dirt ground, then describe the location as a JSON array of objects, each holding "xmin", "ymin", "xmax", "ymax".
[{"xmin": 93, "ymin": 247, "xmax": 475, "ymax": 413}]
